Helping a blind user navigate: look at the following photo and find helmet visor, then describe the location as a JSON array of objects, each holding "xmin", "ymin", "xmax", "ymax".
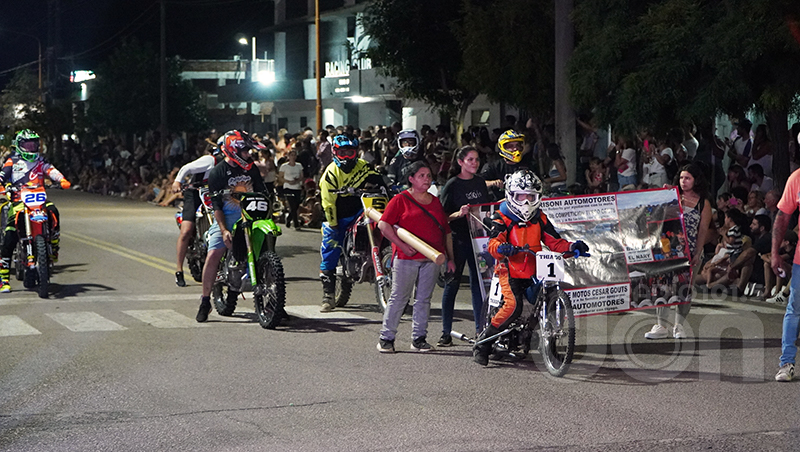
[
  {"xmin": 503, "ymin": 141, "xmax": 523, "ymax": 152},
  {"xmin": 19, "ymin": 140, "xmax": 40, "ymax": 154}
]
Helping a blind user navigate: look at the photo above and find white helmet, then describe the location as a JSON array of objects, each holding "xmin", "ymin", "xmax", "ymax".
[
  {"xmin": 505, "ymin": 169, "xmax": 543, "ymax": 222},
  {"xmin": 396, "ymin": 129, "xmax": 420, "ymax": 159}
]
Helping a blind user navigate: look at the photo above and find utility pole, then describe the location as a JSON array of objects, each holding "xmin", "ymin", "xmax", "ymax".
[
  {"xmin": 315, "ymin": 0, "xmax": 322, "ymax": 132},
  {"xmin": 160, "ymin": 0, "xmax": 167, "ymax": 149},
  {"xmin": 555, "ymin": 0, "xmax": 576, "ymax": 185}
]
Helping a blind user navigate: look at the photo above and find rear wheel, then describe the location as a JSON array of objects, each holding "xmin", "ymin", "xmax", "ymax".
[
  {"xmin": 212, "ymin": 255, "xmax": 238, "ymax": 316},
  {"xmin": 254, "ymin": 251, "xmax": 286, "ymax": 329},
  {"xmin": 35, "ymin": 236, "xmax": 49, "ymax": 298},
  {"xmin": 187, "ymin": 235, "xmax": 205, "ymax": 283},
  {"xmin": 538, "ymin": 288, "xmax": 575, "ymax": 377}
]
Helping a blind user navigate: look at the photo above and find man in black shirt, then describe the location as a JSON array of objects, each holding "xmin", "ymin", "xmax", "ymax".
[
  {"xmin": 727, "ymin": 214, "xmax": 772, "ymax": 296},
  {"xmin": 480, "ymin": 130, "xmax": 535, "ymax": 201}
]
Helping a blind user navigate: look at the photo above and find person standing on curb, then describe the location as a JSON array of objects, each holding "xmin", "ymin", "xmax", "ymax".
[
  {"xmin": 770, "ymin": 169, "xmax": 800, "ymax": 382},
  {"xmin": 377, "ymin": 161, "xmax": 455, "ymax": 353}
]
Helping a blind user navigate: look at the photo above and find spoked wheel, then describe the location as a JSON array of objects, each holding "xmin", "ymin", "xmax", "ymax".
[
  {"xmin": 212, "ymin": 256, "xmax": 238, "ymax": 316},
  {"xmin": 187, "ymin": 236, "xmax": 205, "ymax": 283},
  {"xmin": 254, "ymin": 251, "xmax": 286, "ymax": 329},
  {"xmin": 35, "ymin": 236, "xmax": 49, "ymax": 298},
  {"xmin": 334, "ymin": 267, "xmax": 354, "ymax": 308},
  {"xmin": 538, "ymin": 288, "xmax": 575, "ymax": 377},
  {"xmin": 373, "ymin": 246, "xmax": 393, "ymax": 313}
]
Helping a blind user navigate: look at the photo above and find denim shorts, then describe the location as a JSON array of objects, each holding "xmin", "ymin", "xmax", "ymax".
[{"xmin": 207, "ymin": 215, "xmax": 239, "ymax": 251}]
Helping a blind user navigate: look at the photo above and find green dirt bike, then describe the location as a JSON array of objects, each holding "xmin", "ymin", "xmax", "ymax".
[{"xmin": 212, "ymin": 191, "xmax": 286, "ymax": 329}]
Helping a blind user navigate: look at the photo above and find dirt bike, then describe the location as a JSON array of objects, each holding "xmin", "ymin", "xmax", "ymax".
[
  {"xmin": 174, "ymin": 184, "xmax": 215, "ymax": 282},
  {"xmin": 331, "ymin": 187, "xmax": 393, "ymax": 313},
  {"xmin": 478, "ymin": 245, "xmax": 585, "ymax": 377},
  {"xmin": 10, "ymin": 184, "xmax": 57, "ymax": 299},
  {"xmin": 212, "ymin": 191, "xmax": 286, "ymax": 329}
]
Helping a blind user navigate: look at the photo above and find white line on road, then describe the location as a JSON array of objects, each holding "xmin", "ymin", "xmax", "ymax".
[
  {"xmin": 46, "ymin": 312, "xmax": 127, "ymax": 332},
  {"xmin": 62, "ymin": 231, "xmax": 175, "ymax": 274},
  {"xmin": 123, "ymin": 309, "xmax": 208, "ymax": 328},
  {"xmin": 284, "ymin": 305, "xmax": 371, "ymax": 320},
  {"xmin": 0, "ymin": 294, "xmax": 200, "ymax": 307},
  {"xmin": 0, "ymin": 315, "xmax": 41, "ymax": 336}
]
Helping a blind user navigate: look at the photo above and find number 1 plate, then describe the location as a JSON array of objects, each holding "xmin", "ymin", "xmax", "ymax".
[
  {"xmin": 488, "ymin": 276, "xmax": 503, "ymax": 307},
  {"xmin": 536, "ymin": 251, "xmax": 564, "ymax": 282}
]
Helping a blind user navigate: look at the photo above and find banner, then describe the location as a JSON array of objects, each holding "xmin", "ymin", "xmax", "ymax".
[{"xmin": 467, "ymin": 188, "xmax": 692, "ymax": 317}]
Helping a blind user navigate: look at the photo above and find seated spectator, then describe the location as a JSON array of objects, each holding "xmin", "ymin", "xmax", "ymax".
[
  {"xmin": 584, "ymin": 157, "xmax": 607, "ymax": 193},
  {"xmin": 748, "ymin": 164, "xmax": 773, "ymax": 194},
  {"xmin": 730, "ymin": 186, "xmax": 749, "ymax": 212},
  {"xmin": 697, "ymin": 225, "xmax": 744, "ymax": 289},
  {"xmin": 725, "ymin": 215, "xmax": 772, "ymax": 298},
  {"xmin": 764, "ymin": 189, "xmax": 780, "ymax": 222},
  {"xmin": 763, "ymin": 230, "xmax": 797, "ymax": 303},
  {"xmin": 745, "ymin": 190, "xmax": 768, "ymax": 217},
  {"xmin": 723, "ymin": 164, "xmax": 751, "ymax": 194}
]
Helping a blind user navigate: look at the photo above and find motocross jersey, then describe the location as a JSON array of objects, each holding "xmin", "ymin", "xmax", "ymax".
[
  {"xmin": 175, "ymin": 154, "xmax": 222, "ymax": 186},
  {"xmin": 488, "ymin": 202, "xmax": 571, "ymax": 279},
  {"xmin": 207, "ymin": 160, "xmax": 267, "ymax": 220},
  {"xmin": 0, "ymin": 154, "xmax": 66, "ymax": 202},
  {"xmin": 319, "ymin": 159, "xmax": 385, "ymax": 227}
]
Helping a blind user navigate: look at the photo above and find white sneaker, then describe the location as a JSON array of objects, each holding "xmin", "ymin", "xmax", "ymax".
[
  {"xmin": 673, "ymin": 323, "xmax": 686, "ymax": 339},
  {"xmin": 644, "ymin": 324, "xmax": 668, "ymax": 340},
  {"xmin": 775, "ymin": 363, "xmax": 795, "ymax": 382},
  {"xmin": 766, "ymin": 293, "xmax": 788, "ymax": 304}
]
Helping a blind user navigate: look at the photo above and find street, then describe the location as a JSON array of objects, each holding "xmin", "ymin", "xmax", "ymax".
[{"xmin": 0, "ymin": 190, "xmax": 798, "ymax": 451}]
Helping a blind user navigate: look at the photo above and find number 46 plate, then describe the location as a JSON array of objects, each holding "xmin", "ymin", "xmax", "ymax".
[{"xmin": 536, "ymin": 251, "xmax": 564, "ymax": 281}]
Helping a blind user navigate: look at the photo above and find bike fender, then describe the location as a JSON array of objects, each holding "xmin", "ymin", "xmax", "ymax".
[{"xmin": 250, "ymin": 219, "xmax": 281, "ymax": 256}]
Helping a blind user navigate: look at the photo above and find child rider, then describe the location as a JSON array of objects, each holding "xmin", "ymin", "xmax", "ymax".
[{"xmin": 473, "ymin": 169, "xmax": 590, "ymax": 365}]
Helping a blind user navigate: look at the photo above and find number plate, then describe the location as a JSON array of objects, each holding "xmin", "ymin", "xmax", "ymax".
[
  {"xmin": 21, "ymin": 188, "xmax": 47, "ymax": 208},
  {"xmin": 536, "ymin": 251, "xmax": 564, "ymax": 282},
  {"xmin": 488, "ymin": 275, "xmax": 503, "ymax": 307}
]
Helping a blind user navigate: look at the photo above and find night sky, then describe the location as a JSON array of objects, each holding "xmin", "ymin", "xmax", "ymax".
[{"xmin": 0, "ymin": 0, "xmax": 273, "ymax": 88}]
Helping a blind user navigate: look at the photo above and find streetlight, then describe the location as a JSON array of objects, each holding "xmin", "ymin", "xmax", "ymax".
[{"xmin": 1, "ymin": 28, "xmax": 43, "ymax": 101}]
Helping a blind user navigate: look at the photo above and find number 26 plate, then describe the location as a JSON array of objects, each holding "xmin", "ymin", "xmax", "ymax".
[{"xmin": 536, "ymin": 251, "xmax": 564, "ymax": 282}]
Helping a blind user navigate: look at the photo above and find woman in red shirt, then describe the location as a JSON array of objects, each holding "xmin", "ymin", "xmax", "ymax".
[{"xmin": 377, "ymin": 161, "xmax": 455, "ymax": 353}]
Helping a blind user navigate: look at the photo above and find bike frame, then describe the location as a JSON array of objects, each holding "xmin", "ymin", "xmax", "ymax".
[
  {"xmin": 234, "ymin": 192, "xmax": 282, "ymax": 287},
  {"xmin": 19, "ymin": 186, "xmax": 50, "ymax": 269}
]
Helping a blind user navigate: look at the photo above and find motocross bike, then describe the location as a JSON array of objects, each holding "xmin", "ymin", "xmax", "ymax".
[
  {"xmin": 212, "ymin": 191, "xmax": 286, "ymax": 329},
  {"xmin": 331, "ymin": 187, "xmax": 393, "ymax": 313},
  {"xmin": 10, "ymin": 184, "xmax": 57, "ymax": 299},
  {"xmin": 174, "ymin": 184, "xmax": 215, "ymax": 282},
  {"xmin": 478, "ymin": 245, "xmax": 584, "ymax": 377}
]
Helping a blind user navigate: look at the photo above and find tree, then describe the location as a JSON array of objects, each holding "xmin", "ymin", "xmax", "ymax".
[
  {"xmin": 459, "ymin": 0, "xmax": 555, "ymax": 122},
  {"xmin": 87, "ymin": 38, "xmax": 208, "ymax": 136},
  {"xmin": 362, "ymin": 0, "xmax": 475, "ymax": 140},
  {"xmin": 569, "ymin": 0, "xmax": 800, "ymax": 187},
  {"xmin": 0, "ymin": 68, "xmax": 45, "ymax": 133}
]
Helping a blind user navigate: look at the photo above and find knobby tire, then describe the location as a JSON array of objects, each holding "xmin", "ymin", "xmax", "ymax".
[
  {"xmin": 255, "ymin": 251, "xmax": 285, "ymax": 329},
  {"xmin": 538, "ymin": 288, "xmax": 575, "ymax": 377}
]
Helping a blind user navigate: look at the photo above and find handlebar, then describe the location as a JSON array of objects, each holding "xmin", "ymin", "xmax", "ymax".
[
  {"xmin": 512, "ymin": 244, "xmax": 585, "ymax": 259},
  {"xmin": 329, "ymin": 186, "xmax": 388, "ymax": 196}
]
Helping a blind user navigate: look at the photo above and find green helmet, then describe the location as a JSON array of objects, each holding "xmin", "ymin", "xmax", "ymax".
[{"xmin": 13, "ymin": 129, "xmax": 41, "ymax": 162}]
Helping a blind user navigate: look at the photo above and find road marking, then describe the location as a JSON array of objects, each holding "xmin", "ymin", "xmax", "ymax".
[
  {"xmin": 0, "ymin": 315, "xmax": 41, "ymax": 336},
  {"xmin": 62, "ymin": 231, "xmax": 174, "ymax": 274},
  {"xmin": 0, "ymin": 294, "xmax": 200, "ymax": 307},
  {"xmin": 285, "ymin": 305, "xmax": 370, "ymax": 320},
  {"xmin": 123, "ymin": 309, "xmax": 208, "ymax": 328},
  {"xmin": 46, "ymin": 312, "xmax": 127, "ymax": 332}
]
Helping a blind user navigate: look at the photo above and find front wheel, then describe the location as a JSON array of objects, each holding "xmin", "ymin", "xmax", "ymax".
[
  {"xmin": 212, "ymin": 256, "xmax": 238, "ymax": 316},
  {"xmin": 373, "ymin": 246, "xmax": 393, "ymax": 313},
  {"xmin": 186, "ymin": 235, "xmax": 205, "ymax": 283},
  {"xmin": 35, "ymin": 235, "xmax": 49, "ymax": 298},
  {"xmin": 254, "ymin": 251, "xmax": 286, "ymax": 329},
  {"xmin": 334, "ymin": 268, "xmax": 354, "ymax": 308},
  {"xmin": 538, "ymin": 288, "xmax": 575, "ymax": 377}
]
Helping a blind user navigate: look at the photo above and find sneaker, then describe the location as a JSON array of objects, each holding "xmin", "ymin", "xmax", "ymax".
[
  {"xmin": 195, "ymin": 296, "xmax": 212, "ymax": 322},
  {"xmin": 175, "ymin": 271, "xmax": 186, "ymax": 287},
  {"xmin": 411, "ymin": 337, "xmax": 434, "ymax": 352},
  {"xmin": 673, "ymin": 323, "xmax": 686, "ymax": 339},
  {"xmin": 644, "ymin": 324, "xmax": 668, "ymax": 340},
  {"xmin": 775, "ymin": 363, "xmax": 795, "ymax": 382},
  {"xmin": 0, "ymin": 282, "xmax": 10, "ymax": 293},
  {"xmin": 437, "ymin": 334, "xmax": 453, "ymax": 347},
  {"xmin": 766, "ymin": 292, "xmax": 788, "ymax": 304},
  {"xmin": 377, "ymin": 339, "xmax": 395, "ymax": 353}
]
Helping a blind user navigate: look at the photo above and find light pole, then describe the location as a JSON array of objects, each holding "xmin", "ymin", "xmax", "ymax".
[
  {"xmin": 237, "ymin": 36, "xmax": 257, "ymax": 132},
  {"xmin": 315, "ymin": 0, "xmax": 322, "ymax": 132},
  {"xmin": 1, "ymin": 28, "xmax": 43, "ymax": 101}
]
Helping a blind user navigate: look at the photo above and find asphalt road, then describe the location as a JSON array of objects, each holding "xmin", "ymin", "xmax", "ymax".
[{"xmin": 0, "ymin": 190, "xmax": 798, "ymax": 451}]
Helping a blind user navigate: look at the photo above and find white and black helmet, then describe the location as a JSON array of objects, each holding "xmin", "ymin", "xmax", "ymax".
[
  {"xmin": 396, "ymin": 129, "xmax": 420, "ymax": 159},
  {"xmin": 505, "ymin": 169, "xmax": 543, "ymax": 222}
]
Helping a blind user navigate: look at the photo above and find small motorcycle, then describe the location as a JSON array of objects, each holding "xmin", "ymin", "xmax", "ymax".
[
  {"xmin": 174, "ymin": 184, "xmax": 215, "ymax": 283},
  {"xmin": 479, "ymin": 246, "xmax": 583, "ymax": 377},
  {"xmin": 212, "ymin": 191, "xmax": 286, "ymax": 329},
  {"xmin": 332, "ymin": 187, "xmax": 393, "ymax": 313},
  {"xmin": 11, "ymin": 184, "xmax": 56, "ymax": 298}
]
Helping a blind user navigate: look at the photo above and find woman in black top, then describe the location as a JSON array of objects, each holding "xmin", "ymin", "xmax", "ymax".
[{"xmin": 437, "ymin": 146, "xmax": 491, "ymax": 346}]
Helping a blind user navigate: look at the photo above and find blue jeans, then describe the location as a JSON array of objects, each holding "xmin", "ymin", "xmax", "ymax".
[
  {"xmin": 441, "ymin": 234, "xmax": 484, "ymax": 336},
  {"xmin": 319, "ymin": 213, "xmax": 360, "ymax": 272},
  {"xmin": 780, "ymin": 264, "xmax": 800, "ymax": 366}
]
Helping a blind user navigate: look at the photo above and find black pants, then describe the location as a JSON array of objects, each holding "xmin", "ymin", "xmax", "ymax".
[{"xmin": 284, "ymin": 188, "xmax": 301, "ymax": 227}]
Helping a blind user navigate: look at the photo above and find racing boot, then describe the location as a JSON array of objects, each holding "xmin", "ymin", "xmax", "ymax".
[
  {"xmin": 0, "ymin": 257, "xmax": 10, "ymax": 293},
  {"xmin": 473, "ymin": 325, "xmax": 500, "ymax": 366},
  {"xmin": 320, "ymin": 270, "xmax": 336, "ymax": 312},
  {"xmin": 50, "ymin": 232, "xmax": 60, "ymax": 264}
]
